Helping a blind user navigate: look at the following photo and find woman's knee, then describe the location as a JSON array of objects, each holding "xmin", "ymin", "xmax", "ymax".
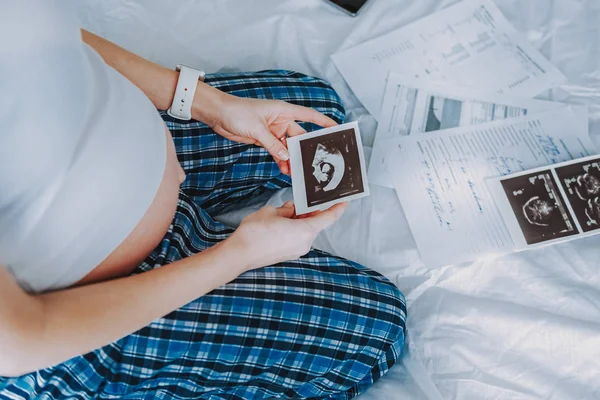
[
  {"xmin": 369, "ymin": 275, "xmax": 407, "ymax": 353},
  {"xmin": 326, "ymin": 259, "xmax": 407, "ymax": 358},
  {"xmin": 322, "ymin": 266, "xmax": 406, "ymax": 396},
  {"xmin": 345, "ymin": 275, "xmax": 406, "ymax": 395},
  {"xmin": 302, "ymin": 255, "xmax": 407, "ymax": 353}
]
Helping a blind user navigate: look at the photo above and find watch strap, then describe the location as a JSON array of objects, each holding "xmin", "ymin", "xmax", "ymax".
[{"xmin": 167, "ymin": 65, "xmax": 205, "ymax": 121}]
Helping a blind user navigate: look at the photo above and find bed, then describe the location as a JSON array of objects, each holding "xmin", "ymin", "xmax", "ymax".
[{"xmin": 77, "ymin": 0, "xmax": 600, "ymax": 398}]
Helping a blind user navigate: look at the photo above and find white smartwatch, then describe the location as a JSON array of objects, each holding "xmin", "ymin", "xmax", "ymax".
[{"xmin": 167, "ymin": 65, "xmax": 206, "ymax": 120}]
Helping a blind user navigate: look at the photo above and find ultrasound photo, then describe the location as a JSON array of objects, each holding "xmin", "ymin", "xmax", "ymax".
[
  {"xmin": 555, "ymin": 157, "xmax": 600, "ymax": 232},
  {"xmin": 500, "ymin": 171, "xmax": 577, "ymax": 244},
  {"xmin": 299, "ymin": 127, "xmax": 365, "ymax": 207}
]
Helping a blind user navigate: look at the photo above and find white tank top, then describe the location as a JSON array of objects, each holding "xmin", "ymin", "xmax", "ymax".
[{"xmin": 0, "ymin": 1, "xmax": 167, "ymax": 292}]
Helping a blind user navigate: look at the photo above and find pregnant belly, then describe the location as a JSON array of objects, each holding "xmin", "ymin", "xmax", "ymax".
[{"xmin": 76, "ymin": 126, "xmax": 184, "ymax": 286}]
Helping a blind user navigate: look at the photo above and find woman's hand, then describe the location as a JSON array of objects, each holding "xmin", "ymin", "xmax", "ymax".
[
  {"xmin": 227, "ymin": 201, "xmax": 347, "ymax": 271},
  {"xmin": 194, "ymin": 88, "xmax": 338, "ymax": 174}
]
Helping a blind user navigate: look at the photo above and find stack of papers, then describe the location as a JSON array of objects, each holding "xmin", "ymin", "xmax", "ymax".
[
  {"xmin": 332, "ymin": 0, "xmax": 566, "ymax": 120},
  {"xmin": 383, "ymin": 104, "xmax": 593, "ymax": 266},
  {"xmin": 332, "ymin": 0, "xmax": 598, "ymax": 266},
  {"xmin": 368, "ymin": 73, "xmax": 566, "ymax": 189}
]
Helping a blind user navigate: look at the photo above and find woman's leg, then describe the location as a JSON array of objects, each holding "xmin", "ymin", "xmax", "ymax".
[
  {"xmin": 0, "ymin": 191, "xmax": 404, "ymax": 400},
  {"xmin": 162, "ymin": 70, "xmax": 345, "ymax": 216}
]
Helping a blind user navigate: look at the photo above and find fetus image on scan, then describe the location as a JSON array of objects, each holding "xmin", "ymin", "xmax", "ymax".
[
  {"xmin": 522, "ymin": 196, "xmax": 555, "ymax": 226},
  {"xmin": 299, "ymin": 128, "xmax": 365, "ymax": 207},
  {"xmin": 555, "ymin": 158, "xmax": 600, "ymax": 233},
  {"xmin": 501, "ymin": 171, "xmax": 577, "ymax": 244},
  {"xmin": 575, "ymin": 173, "xmax": 600, "ymax": 200},
  {"xmin": 585, "ymin": 197, "xmax": 600, "ymax": 227},
  {"xmin": 311, "ymin": 143, "xmax": 345, "ymax": 192}
]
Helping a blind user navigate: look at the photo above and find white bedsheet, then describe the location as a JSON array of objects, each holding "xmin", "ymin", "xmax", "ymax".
[{"xmin": 78, "ymin": 1, "xmax": 600, "ymax": 398}]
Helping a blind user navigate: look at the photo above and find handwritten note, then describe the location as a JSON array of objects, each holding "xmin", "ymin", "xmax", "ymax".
[
  {"xmin": 332, "ymin": 0, "xmax": 566, "ymax": 119},
  {"xmin": 384, "ymin": 105, "xmax": 593, "ymax": 266},
  {"xmin": 369, "ymin": 73, "xmax": 566, "ymax": 188}
]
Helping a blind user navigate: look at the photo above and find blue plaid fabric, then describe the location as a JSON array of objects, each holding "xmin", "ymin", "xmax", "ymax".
[{"xmin": 0, "ymin": 70, "xmax": 406, "ymax": 400}]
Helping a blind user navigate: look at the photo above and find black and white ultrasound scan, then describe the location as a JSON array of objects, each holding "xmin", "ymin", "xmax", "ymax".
[
  {"xmin": 499, "ymin": 170, "xmax": 577, "ymax": 245},
  {"xmin": 555, "ymin": 157, "xmax": 600, "ymax": 232},
  {"xmin": 288, "ymin": 122, "xmax": 369, "ymax": 214}
]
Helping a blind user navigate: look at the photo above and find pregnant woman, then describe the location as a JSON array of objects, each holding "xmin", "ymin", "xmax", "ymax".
[{"xmin": 0, "ymin": 2, "xmax": 406, "ymax": 399}]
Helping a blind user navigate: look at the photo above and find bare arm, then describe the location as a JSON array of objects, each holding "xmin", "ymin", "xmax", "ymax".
[
  {"xmin": 80, "ymin": 29, "xmax": 223, "ymax": 124},
  {"xmin": 0, "ymin": 240, "xmax": 246, "ymax": 377}
]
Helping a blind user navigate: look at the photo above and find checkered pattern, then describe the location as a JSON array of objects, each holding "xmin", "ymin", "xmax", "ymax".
[{"xmin": 0, "ymin": 70, "xmax": 406, "ymax": 400}]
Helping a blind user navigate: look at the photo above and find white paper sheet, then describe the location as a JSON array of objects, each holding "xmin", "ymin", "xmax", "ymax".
[
  {"xmin": 332, "ymin": 0, "xmax": 566, "ymax": 119},
  {"xmin": 488, "ymin": 155, "xmax": 600, "ymax": 249},
  {"xmin": 369, "ymin": 73, "xmax": 566, "ymax": 187},
  {"xmin": 385, "ymin": 105, "xmax": 594, "ymax": 267}
]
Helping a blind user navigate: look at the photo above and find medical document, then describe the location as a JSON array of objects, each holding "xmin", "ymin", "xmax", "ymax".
[
  {"xmin": 369, "ymin": 73, "xmax": 566, "ymax": 187},
  {"xmin": 332, "ymin": 0, "xmax": 566, "ymax": 119},
  {"xmin": 383, "ymin": 106, "xmax": 594, "ymax": 267}
]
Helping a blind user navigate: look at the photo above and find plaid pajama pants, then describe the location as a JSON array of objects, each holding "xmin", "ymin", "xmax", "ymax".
[{"xmin": 0, "ymin": 70, "xmax": 406, "ymax": 400}]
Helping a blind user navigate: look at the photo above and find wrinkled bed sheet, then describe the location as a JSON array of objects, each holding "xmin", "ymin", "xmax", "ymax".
[{"xmin": 78, "ymin": 1, "xmax": 600, "ymax": 398}]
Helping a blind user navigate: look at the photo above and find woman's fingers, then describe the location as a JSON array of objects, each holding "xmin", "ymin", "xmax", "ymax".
[
  {"xmin": 248, "ymin": 126, "xmax": 290, "ymax": 174},
  {"xmin": 294, "ymin": 211, "xmax": 318, "ymax": 219},
  {"xmin": 256, "ymin": 128, "xmax": 290, "ymax": 161},
  {"xmin": 284, "ymin": 103, "xmax": 338, "ymax": 128},
  {"xmin": 275, "ymin": 201, "xmax": 296, "ymax": 218},
  {"xmin": 277, "ymin": 159, "xmax": 290, "ymax": 175},
  {"xmin": 302, "ymin": 202, "xmax": 348, "ymax": 232},
  {"xmin": 214, "ymin": 126, "xmax": 258, "ymax": 145},
  {"xmin": 287, "ymin": 121, "xmax": 307, "ymax": 137}
]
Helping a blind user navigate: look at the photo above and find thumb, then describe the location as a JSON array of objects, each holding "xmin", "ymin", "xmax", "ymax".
[
  {"xmin": 275, "ymin": 200, "xmax": 296, "ymax": 218},
  {"xmin": 304, "ymin": 202, "xmax": 348, "ymax": 232},
  {"xmin": 257, "ymin": 128, "xmax": 290, "ymax": 161}
]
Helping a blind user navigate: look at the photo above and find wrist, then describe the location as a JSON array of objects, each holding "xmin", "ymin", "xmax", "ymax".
[
  {"xmin": 220, "ymin": 233, "xmax": 261, "ymax": 273},
  {"xmin": 190, "ymin": 81, "xmax": 230, "ymax": 126},
  {"xmin": 214, "ymin": 236, "xmax": 254, "ymax": 274}
]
